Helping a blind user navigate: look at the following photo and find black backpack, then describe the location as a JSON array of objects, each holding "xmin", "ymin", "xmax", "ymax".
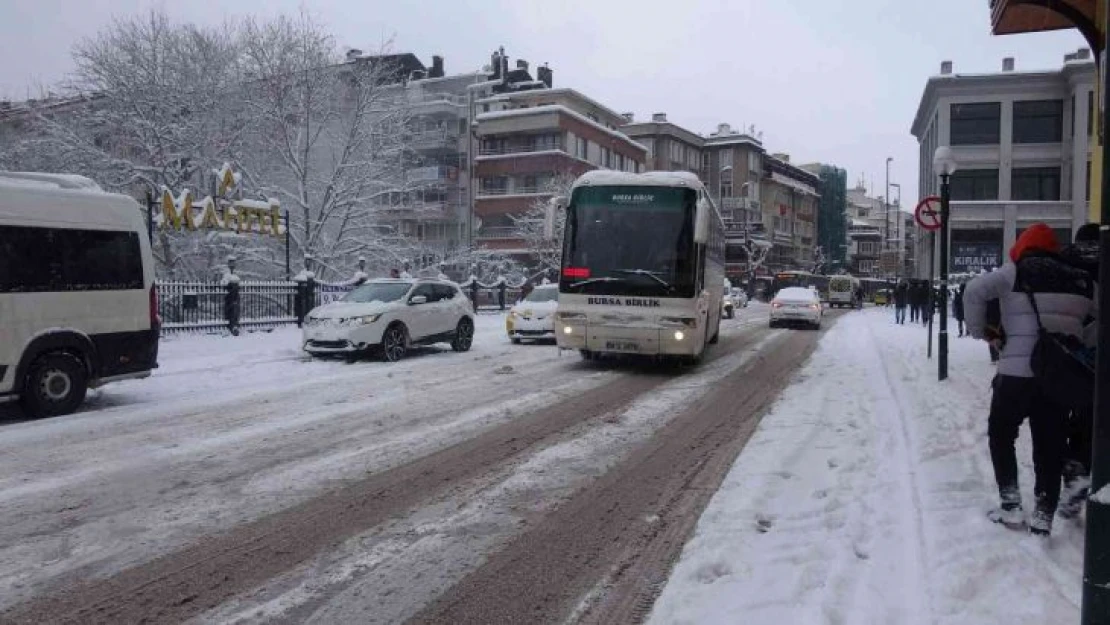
[{"xmin": 1017, "ymin": 257, "xmax": 1096, "ymax": 409}]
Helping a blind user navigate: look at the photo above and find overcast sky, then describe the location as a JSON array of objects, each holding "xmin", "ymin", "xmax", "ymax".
[{"xmin": 0, "ymin": 0, "xmax": 1088, "ymax": 203}]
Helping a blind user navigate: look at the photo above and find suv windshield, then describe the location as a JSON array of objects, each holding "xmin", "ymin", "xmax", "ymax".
[
  {"xmin": 343, "ymin": 282, "xmax": 412, "ymax": 304},
  {"xmin": 524, "ymin": 288, "xmax": 558, "ymax": 303}
]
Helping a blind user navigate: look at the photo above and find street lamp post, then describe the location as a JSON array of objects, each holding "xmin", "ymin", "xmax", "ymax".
[
  {"xmin": 933, "ymin": 147, "xmax": 956, "ymax": 382},
  {"xmin": 891, "ymin": 182, "xmax": 902, "ymax": 278},
  {"xmin": 885, "ymin": 157, "xmax": 892, "ymax": 277}
]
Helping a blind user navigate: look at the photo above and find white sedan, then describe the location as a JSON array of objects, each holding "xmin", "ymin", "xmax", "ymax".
[
  {"xmin": 506, "ymin": 284, "xmax": 559, "ymax": 343},
  {"xmin": 769, "ymin": 286, "xmax": 823, "ymax": 330}
]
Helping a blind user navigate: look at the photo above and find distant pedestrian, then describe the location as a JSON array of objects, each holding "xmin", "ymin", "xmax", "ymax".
[
  {"xmin": 389, "ymin": 268, "xmax": 401, "ymax": 279},
  {"xmin": 497, "ymin": 280, "xmax": 507, "ymax": 311},
  {"xmin": 400, "ymin": 263, "xmax": 413, "ymax": 279},
  {"xmin": 908, "ymin": 282, "xmax": 921, "ymax": 323},
  {"xmin": 922, "ymin": 284, "xmax": 934, "ymax": 326},
  {"xmin": 469, "ymin": 279, "xmax": 480, "ymax": 312},
  {"xmin": 953, "ymin": 283, "xmax": 966, "ymax": 337},
  {"xmin": 520, "ymin": 282, "xmax": 534, "ymax": 302},
  {"xmin": 964, "ymin": 223, "xmax": 1096, "ymax": 536},
  {"xmin": 893, "ymin": 281, "xmax": 909, "ymax": 324}
]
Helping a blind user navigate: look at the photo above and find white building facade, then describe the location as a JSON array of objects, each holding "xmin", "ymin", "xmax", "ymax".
[{"xmin": 910, "ymin": 51, "xmax": 1095, "ymax": 278}]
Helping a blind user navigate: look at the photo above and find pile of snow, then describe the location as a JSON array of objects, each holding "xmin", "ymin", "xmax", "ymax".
[{"xmin": 650, "ymin": 308, "xmax": 1085, "ymax": 625}]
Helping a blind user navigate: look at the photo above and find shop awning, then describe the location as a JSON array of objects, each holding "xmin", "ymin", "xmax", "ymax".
[{"xmin": 990, "ymin": 0, "xmax": 1100, "ymax": 49}]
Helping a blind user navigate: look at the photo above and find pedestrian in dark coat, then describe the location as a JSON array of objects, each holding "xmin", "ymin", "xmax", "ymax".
[
  {"xmin": 922, "ymin": 284, "xmax": 934, "ymax": 326},
  {"xmin": 893, "ymin": 281, "xmax": 909, "ymax": 324},
  {"xmin": 469, "ymin": 280, "xmax": 480, "ymax": 312},
  {"xmin": 908, "ymin": 282, "xmax": 921, "ymax": 323},
  {"xmin": 953, "ymin": 283, "xmax": 966, "ymax": 336},
  {"xmin": 1057, "ymin": 223, "xmax": 1100, "ymax": 518},
  {"xmin": 964, "ymin": 223, "xmax": 1097, "ymax": 535},
  {"xmin": 497, "ymin": 279, "xmax": 507, "ymax": 311}
]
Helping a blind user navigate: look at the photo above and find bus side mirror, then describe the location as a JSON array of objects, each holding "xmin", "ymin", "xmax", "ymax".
[
  {"xmin": 694, "ymin": 199, "xmax": 709, "ymax": 244},
  {"xmin": 544, "ymin": 196, "xmax": 565, "ymax": 240}
]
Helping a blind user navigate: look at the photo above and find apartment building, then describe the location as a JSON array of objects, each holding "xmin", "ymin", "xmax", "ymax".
[
  {"xmin": 472, "ymin": 86, "xmax": 646, "ymax": 256},
  {"xmin": 910, "ymin": 50, "xmax": 1095, "ymax": 278},
  {"xmin": 621, "ymin": 118, "xmax": 770, "ymax": 281},
  {"xmin": 760, "ymin": 153, "xmax": 821, "ymax": 272}
]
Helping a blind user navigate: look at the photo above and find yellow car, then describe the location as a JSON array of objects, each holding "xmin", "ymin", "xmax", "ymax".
[
  {"xmin": 873, "ymin": 289, "xmax": 891, "ymax": 306},
  {"xmin": 506, "ymin": 284, "xmax": 559, "ymax": 343}
]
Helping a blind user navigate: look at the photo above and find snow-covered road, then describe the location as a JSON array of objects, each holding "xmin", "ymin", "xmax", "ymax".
[
  {"xmin": 2, "ymin": 306, "xmax": 806, "ymax": 624},
  {"xmin": 649, "ymin": 308, "xmax": 1085, "ymax": 625}
]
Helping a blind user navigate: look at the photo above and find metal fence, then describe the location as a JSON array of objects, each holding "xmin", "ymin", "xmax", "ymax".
[{"xmin": 156, "ymin": 277, "xmax": 535, "ymax": 336}]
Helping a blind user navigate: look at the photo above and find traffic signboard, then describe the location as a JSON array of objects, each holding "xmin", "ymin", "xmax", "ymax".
[{"xmin": 914, "ymin": 196, "xmax": 942, "ymax": 231}]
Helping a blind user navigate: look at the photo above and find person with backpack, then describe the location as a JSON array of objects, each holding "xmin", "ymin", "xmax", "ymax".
[
  {"xmin": 1057, "ymin": 223, "xmax": 1101, "ymax": 518},
  {"xmin": 963, "ymin": 223, "xmax": 1096, "ymax": 536}
]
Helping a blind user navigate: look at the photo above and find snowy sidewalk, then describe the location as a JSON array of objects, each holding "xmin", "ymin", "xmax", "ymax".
[{"xmin": 649, "ymin": 308, "xmax": 1083, "ymax": 625}]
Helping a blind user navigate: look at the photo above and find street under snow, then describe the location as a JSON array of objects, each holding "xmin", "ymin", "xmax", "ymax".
[{"xmin": 0, "ymin": 306, "xmax": 1086, "ymax": 624}]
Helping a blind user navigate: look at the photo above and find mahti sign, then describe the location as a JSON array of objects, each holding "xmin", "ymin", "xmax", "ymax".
[
  {"xmin": 158, "ymin": 164, "xmax": 282, "ymax": 237},
  {"xmin": 951, "ymin": 242, "xmax": 1002, "ymax": 274}
]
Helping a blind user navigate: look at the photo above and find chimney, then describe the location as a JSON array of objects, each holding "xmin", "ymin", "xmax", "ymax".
[
  {"xmin": 1002, "ymin": 57, "xmax": 1014, "ymax": 72},
  {"xmin": 491, "ymin": 48, "xmax": 502, "ymax": 79},
  {"xmin": 537, "ymin": 63, "xmax": 553, "ymax": 87},
  {"xmin": 652, "ymin": 112, "xmax": 667, "ymax": 122},
  {"xmin": 717, "ymin": 122, "xmax": 732, "ymax": 135},
  {"xmin": 940, "ymin": 60, "xmax": 953, "ymax": 75},
  {"xmin": 430, "ymin": 55, "xmax": 444, "ymax": 78},
  {"xmin": 346, "ymin": 48, "xmax": 363, "ymax": 62},
  {"xmin": 516, "ymin": 59, "xmax": 529, "ymax": 73},
  {"xmin": 500, "ymin": 48, "xmax": 509, "ymax": 84},
  {"xmin": 621, "ymin": 112, "xmax": 634, "ymax": 123}
]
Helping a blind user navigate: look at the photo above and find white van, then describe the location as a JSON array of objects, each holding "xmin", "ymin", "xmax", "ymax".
[{"xmin": 0, "ymin": 172, "xmax": 159, "ymax": 417}]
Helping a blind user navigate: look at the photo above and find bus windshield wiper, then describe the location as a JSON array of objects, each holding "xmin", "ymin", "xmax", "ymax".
[
  {"xmin": 615, "ymin": 269, "xmax": 673, "ymax": 291},
  {"xmin": 567, "ymin": 276, "xmax": 625, "ymax": 289}
]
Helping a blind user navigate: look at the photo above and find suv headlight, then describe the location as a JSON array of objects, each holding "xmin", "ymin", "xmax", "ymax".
[{"xmin": 350, "ymin": 314, "xmax": 381, "ymax": 325}]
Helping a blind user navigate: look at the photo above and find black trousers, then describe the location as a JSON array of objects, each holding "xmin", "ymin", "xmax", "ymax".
[
  {"xmin": 895, "ymin": 305, "xmax": 906, "ymax": 323},
  {"xmin": 1065, "ymin": 406, "xmax": 1094, "ymax": 478},
  {"xmin": 988, "ymin": 375, "xmax": 1068, "ymax": 510},
  {"xmin": 909, "ymin": 304, "xmax": 919, "ymax": 322}
]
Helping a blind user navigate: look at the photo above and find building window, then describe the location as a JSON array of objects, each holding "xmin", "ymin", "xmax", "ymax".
[
  {"xmin": 1087, "ymin": 160, "xmax": 1092, "ymax": 202},
  {"xmin": 748, "ymin": 151, "xmax": 761, "ymax": 173},
  {"xmin": 1013, "ymin": 100, "xmax": 1063, "ymax": 143},
  {"xmin": 949, "ymin": 169, "xmax": 999, "ymax": 200},
  {"xmin": 617, "ymin": 153, "xmax": 625, "ymax": 171},
  {"xmin": 480, "ymin": 176, "xmax": 508, "ymax": 194},
  {"xmin": 720, "ymin": 148, "xmax": 733, "ymax": 169},
  {"xmin": 1011, "ymin": 167, "xmax": 1061, "ymax": 201},
  {"xmin": 950, "ymin": 102, "xmax": 1001, "ymax": 145},
  {"xmin": 720, "ymin": 179, "xmax": 733, "ymax": 198},
  {"xmin": 640, "ymin": 138, "xmax": 654, "ymax": 158},
  {"xmin": 601, "ymin": 147, "xmax": 611, "ymax": 168},
  {"xmin": 1089, "ymin": 90, "xmax": 1095, "ymax": 137},
  {"xmin": 576, "ymin": 136, "xmax": 588, "ymax": 160},
  {"xmin": 702, "ymin": 152, "xmax": 711, "ymax": 171}
]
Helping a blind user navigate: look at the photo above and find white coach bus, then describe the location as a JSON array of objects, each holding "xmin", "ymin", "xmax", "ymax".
[{"xmin": 554, "ymin": 171, "xmax": 725, "ymax": 362}]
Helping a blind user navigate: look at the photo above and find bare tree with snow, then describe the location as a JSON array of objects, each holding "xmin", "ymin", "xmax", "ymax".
[
  {"xmin": 233, "ymin": 13, "xmax": 423, "ymax": 281},
  {"xmin": 509, "ymin": 173, "xmax": 577, "ymax": 278}
]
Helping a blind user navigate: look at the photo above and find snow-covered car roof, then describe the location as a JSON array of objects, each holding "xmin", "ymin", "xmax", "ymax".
[{"xmin": 571, "ymin": 170, "xmax": 704, "ymax": 190}]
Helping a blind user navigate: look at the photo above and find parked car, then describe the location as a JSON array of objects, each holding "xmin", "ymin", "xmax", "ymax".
[
  {"xmin": 303, "ymin": 278, "xmax": 474, "ymax": 361},
  {"xmin": 733, "ymin": 287, "xmax": 749, "ymax": 308},
  {"xmin": 722, "ymin": 292, "xmax": 737, "ymax": 319},
  {"xmin": 0, "ymin": 171, "xmax": 160, "ymax": 417},
  {"xmin": 769, "ymin": 286, "xmax": 823, "ymax": 330},
  {"xmin": 506, "ymin": 283, "xmax": 558, "ymax": 343},
  {"xmin": 873, "ymin": 288, "xmax": 891, "ymax": 306}
]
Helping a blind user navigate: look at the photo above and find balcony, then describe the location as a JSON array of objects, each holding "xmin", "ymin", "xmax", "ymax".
[
  {"xmin": 409, "ymin": 129, "xmax": 459, "ymax": 149},
  {"xmin": 475, "ymin": 227, "xmax": 521, "ymax": 240},
  {"xmin": 478, "ymin": 140, "xmax": 565, "ymax": 157},
  {"xmin": 477, "ymin": 185, "xmax": 549, "ymax": 197}
]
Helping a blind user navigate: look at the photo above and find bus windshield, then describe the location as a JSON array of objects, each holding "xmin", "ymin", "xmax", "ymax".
[{"xmin": 560, "ymin": 185, "xmax": 696, "ymax": 298}]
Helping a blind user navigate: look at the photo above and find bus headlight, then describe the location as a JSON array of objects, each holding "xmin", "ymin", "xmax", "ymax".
[
  {"xmin": 674, "ymin": 330, "xmax": 685, "ymax": 341},
  {"xmin": 563, "ymin": 325, "xmax": 574, "ymax": 335}
]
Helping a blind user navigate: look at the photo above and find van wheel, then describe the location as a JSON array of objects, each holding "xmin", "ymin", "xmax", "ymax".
[{"xmin": 21, "ymin": 352, "xmax": 88, "ymax": 418}]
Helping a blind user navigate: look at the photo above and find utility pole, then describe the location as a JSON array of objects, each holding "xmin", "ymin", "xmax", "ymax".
[{"xmin": 1081, "ymin": 6, "xmax": 1110, "ymax": 621}]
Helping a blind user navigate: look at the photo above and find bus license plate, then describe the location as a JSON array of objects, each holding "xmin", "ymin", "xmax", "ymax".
[{"xmin": 605, "ymin": 340, "xmax": 640, "ymax": 352}]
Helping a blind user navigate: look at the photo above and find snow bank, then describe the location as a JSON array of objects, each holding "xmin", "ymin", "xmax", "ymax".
[{"xmin": 650, "ymin": 308, "xmax": 1084, "ymax": 625}]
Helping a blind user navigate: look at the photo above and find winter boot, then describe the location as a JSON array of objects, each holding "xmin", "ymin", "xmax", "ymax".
[
  {"xmin": 987, "ymin": 503, "xmax": 1025, "ymax": 529},
  {"xmin": 1058, "ymin": 469, "xmax": 1091, "ymax": 521},
  {"xmin": 1030, "ymin": 493, "xmax": 1056, "ymax": 536}
]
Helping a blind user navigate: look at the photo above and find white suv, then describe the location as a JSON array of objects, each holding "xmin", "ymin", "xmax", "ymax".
[{"xmin": 303, "ymin": 279, "xmax": 475, "ymax": 361}]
